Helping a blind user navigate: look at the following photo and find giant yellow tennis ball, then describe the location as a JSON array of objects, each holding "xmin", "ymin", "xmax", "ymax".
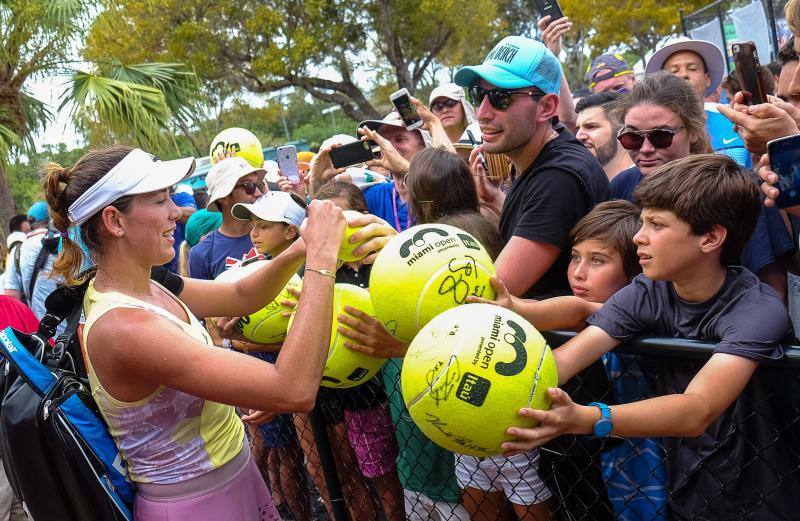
[
  {"xmin": 369, "ymin": 223, "xmax": 496, "ymax": 342},
  {"xmin": 288, "ymin": 283, "xmax": 385, "ymax": 388},
  {"xmin": 214, "ymin": 260, "xmax": 302, "ymax": 344},
  {"xmin": 209, "ymin": 127, "xmax": 264, "ymax": 168},
  {"xmin": 401, "ymin": 303, "xmax": 557, "ymax": 456},
  {"xmin": 339, "ymin": 210, "xmax": 369, "ymax": 262}
]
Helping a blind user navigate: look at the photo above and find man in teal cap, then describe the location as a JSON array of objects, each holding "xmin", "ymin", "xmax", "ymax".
[
  {"xmin": 26, "ymin": 201, "xmax": 49, "ymax": 232},
  {"xmin": 457, "ymin": 42, "xmax": 616, "ymax": 518},
  {"xmin": 454, "ymin": 35, "xmax": 608, "ymax": 300}
]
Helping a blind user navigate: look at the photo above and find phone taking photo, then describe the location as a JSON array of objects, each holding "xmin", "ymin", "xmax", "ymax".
[
  {"xmin": 768, "ymin": 134, "xmax": 800, "ymax": 208},
  {"xmin": 389, "ymin": 88, "xmax": 423, "ymax": 130},
  {"xmin": 276, "ymin": 145, "xmax": 300, "ymax": 184},
  {"xmin": 732, "ymin": 41, "xmax": 767, "ymax": 106},
  {"xmin": 534, "ymin": 0, "xmax": 564, "ymax": 22},
  {"xmin": 329, "ymin": 140, "xmax": 379, "ymax": 169}
]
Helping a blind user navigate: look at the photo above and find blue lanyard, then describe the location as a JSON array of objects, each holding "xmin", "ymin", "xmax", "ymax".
[{"xmin": 392, "ymin": 184, "xmax": 411, "ymax": 231}]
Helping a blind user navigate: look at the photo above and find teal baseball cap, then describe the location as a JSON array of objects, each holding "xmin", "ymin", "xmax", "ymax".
[
  {"xmin": 454, "ymin": 36, "xmax": 562, "ymax": 94},
  {"xmin": 27, "ymin": 201, "xmax": 49, "ymax": 223}
]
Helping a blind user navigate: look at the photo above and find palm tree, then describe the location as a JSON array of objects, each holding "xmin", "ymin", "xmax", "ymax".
[{"xmin": 0, "ymin": 0, "xmax": 202, "ymax": 232}]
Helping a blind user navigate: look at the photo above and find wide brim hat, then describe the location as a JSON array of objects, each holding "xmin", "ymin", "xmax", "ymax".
[{"xmin": 645, "ymin": 37, "xmax": 725, "ymax": 96}]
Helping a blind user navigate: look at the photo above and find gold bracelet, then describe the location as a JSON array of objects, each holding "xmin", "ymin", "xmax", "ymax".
[{"xmin": 306, "ymin": 267, "xmax": 336, "ymax": 279}]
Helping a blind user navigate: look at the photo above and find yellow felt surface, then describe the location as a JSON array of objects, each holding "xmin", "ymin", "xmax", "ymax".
[
  {"xmin": 370, "ymin": 224, "xmax": 496, "ymax": 343},
  {"xmin": 401, "ymin": 303, "xmax": 557, "ymax": 457}
]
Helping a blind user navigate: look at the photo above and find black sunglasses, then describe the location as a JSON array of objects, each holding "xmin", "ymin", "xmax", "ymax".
[
  {"xmin": 430, "ymin": 98, "xmax": 461, "ymax": 112},
  {"xmin": 467, "ymin": 85, "xmax": 545, "ymax": 110},
  {"xmin": 234, "ymin": 180, "xmax": 266, "ymax": 195},
  {"xmin": 617, "ymin": 127, "xmax": 685, "ymax": 150}
]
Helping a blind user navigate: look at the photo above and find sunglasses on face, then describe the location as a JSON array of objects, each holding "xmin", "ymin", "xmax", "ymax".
[
  {"xmin": 617, "ymin": 126, "xmax": 685, "ymax": 150},
  {"xmin": 430, "ymin": 98, "xmax": 461, "ymax": 112},
  {"xmin": 234, "ymin": 180, "xmax": 266, "ymax": 195},
  {"xmin": 467, "ymin": 86, "xmax": 545, "ymax": 110}
]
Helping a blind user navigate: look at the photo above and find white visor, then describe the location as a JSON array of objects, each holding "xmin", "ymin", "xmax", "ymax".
[{"xmin": 67, "ymin": 149, "xmax": 196, "ymax": 226}]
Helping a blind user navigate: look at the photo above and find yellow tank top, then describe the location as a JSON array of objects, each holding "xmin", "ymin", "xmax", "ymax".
[{"xmin": 82, "ymin": 279, "xmax": 244, "ymax": 484}]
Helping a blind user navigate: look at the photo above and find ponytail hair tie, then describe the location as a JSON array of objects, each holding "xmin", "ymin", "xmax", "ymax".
[{"xmin": 59, "ymin": 231, "xmax": 70, "ymax": 239}]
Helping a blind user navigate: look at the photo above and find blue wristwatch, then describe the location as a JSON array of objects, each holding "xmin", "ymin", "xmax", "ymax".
[{"xmin": 588, "ymin": 402, "xmax": 613, "ymax": 437}]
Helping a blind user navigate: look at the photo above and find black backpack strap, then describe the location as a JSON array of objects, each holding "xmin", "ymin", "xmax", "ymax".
[
  {"xmin": 37, "ymin": 269, "xmax": 93, "ymax": 342},
  {"xmin": 25, "ymin": 236, "xmax": 58, "ymax": 305},
  {"xmin": 12, "ymin": 242, "xmax": 22, "ymax": 280},
  {"xmin": 44, "ymin": 303, "xmax": 83, "ymax": 371},
  {"xmin": 151, "ymin": 266, "xmax": 184, "ymax": 296}
]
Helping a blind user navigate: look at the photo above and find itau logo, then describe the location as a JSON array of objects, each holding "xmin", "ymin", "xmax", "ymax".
[
  {"xmin": 456, "ymin": 372, "xmax": 491, "ymax": 406},
  {"xmin": 457, "ymin": 234, "xmax": 481, "ymax": 251}
]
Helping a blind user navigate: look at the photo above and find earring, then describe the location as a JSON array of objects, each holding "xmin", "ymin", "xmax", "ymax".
[{"xmin": 118, "ymin": 231, "xmax": 124, "ymax": 237}]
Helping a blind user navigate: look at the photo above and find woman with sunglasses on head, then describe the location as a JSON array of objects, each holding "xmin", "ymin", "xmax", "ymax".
[
  {"xmin": 611, "ymin": 71, "xmax": 795, "ymax": 300},
  {"xmin": 428, "ymin": 83, "xmax": 478, "ymax": 143},
  {"xmin": 42, "ymin": 145, "xmax": 392, "ymax": 520},
  {"xmin": 609, "ymin": 72, "xmax": 711, "ymax": 202}
]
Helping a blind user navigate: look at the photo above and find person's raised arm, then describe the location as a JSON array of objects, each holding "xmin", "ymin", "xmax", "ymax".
[
  {"xmin": 180, "ymin": 237, "xmax": 306, "ymax": 319},
  {"xmin": 360, "ymin": 126, "xmax": 411, "ymax": 175},
  {"xmin": 88, "ymin": 200, "xmax": 346, "ymax": 413},
  {"xmin": 717, "ymin": 99, "xmax": 799, "ymax": 155},
  {"xmin": 494, "ymin": 237, "xmax": 561, "ymax": 297},
  {"xmin": 308, "ymin": 146, "xmax": 344, "ymax": 197},
  {"xmin": 538, "ymin": 16, "xmax": 577, "ymax": 133},
  {"xmin": 410, "ymin": 97, "xmax": 457, "ymax": 152},
  {"xmin": 467, "ymin": 277, "xmax": 602, "ymax": 331},
  {"xmin": 501, "ymin": 352, "xmax": 757, "ymax": 454}
]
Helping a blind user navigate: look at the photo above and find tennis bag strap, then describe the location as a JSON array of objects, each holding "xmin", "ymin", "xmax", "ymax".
[{"xmin": 0, "ymin": 279, "xmax": 134, "ymax": 521}]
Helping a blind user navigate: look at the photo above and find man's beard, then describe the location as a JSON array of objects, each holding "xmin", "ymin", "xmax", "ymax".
[{"xmin": 595, "ymin": 136, "xmax": 618, "ymax": 166}]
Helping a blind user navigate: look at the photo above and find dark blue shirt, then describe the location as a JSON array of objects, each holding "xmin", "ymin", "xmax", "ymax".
[
  {"xmin": 611, "ymin": 166, "xmax": 794, "ymax": 274},
  {"xmin": 587, "ymin": 268, "xmax": 797, "ymax": 519},
  {"xmin": 363, "ymin": 182, "xmax": 411, "ymax": 232},
  {"xmin": 187, "ymin": 230, "xmax": 256, "ymax": 280}
]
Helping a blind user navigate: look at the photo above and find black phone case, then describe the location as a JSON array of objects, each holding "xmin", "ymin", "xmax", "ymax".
[
  {"xmin": 733, "ymin": 42, "xmax": 767, "ymax": 106},
  {"xmin": 330, "ymin": 141, "xmax": 375, "ymax": 169},
  {"xmin": 534, "ymin": 0, "xmax": 564, "ymax": 20}
]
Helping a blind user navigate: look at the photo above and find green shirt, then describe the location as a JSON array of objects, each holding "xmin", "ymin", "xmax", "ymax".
[{"xmin": 382, "ymin": 358, "xmax": 462, "ymax": 503}]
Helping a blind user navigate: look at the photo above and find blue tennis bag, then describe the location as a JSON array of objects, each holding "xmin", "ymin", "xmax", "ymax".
[{"xmin": 0, "ymin": 280, "xmax": 134, "ymax": 520}]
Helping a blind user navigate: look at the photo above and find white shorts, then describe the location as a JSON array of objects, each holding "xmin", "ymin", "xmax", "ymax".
[
  {"xmin": 404, "ymin": 489, "xmax": 470, "ymax": 521},
  {"xmin": 455, "ymin": 451, "xmax": 552, "ymax": 506}
]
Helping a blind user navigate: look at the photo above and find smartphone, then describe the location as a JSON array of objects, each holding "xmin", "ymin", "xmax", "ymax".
[
  {"xmin": 534, "ymin": 0, "xmax": 564, "ymax": 22},
  {"xmin": 389, "ymin": 88, "xmax": 423, "ymax": 130},
  {"xmin": 276, "ymin": 145, "xmax": 300, "ymax": 183},
  {"xmin": 768, "ymin": 134, "xmax": 800, "ymax": 208},
  {"xmin": 329, "ymin": 140, "xmax": 378, "ymax": 169},
  {"xmin": 732, "ymin": 41, "xmax": 767, "ymax": 106}
]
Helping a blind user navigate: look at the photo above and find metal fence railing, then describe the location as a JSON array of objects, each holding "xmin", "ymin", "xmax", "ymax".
[
  {"xmin": 248, "ymin": 332, "xmax": 800, "ymax": 520},
  {"xmin": 680, "ymin": 0, "xmax": 787, "ymax": 64}
]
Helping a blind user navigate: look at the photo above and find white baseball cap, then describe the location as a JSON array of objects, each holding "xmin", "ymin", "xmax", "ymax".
[
  {"xmin": 67, "ymin": 148, "xmax": 195, "ymax": 226},
  {"xmin": 645, "ymin": 37, "xmax": 725, "ymax": 97},
  {"xmin": 231, "ymin": 191, "xmax": 306, "ymax": 227},
  {"xmin": 205, "ymin": 157, "xmax": 266, "ymax": 211}
]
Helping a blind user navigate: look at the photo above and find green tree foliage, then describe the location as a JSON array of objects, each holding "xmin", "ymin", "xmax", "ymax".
[
  {"xmin": 560, "ymin": 0, "xmax": 710, "ymax": 66},
  {"xmin": 85, "ymin": 0, "xmax": 504, "ymax": 122},
  {"xmin": 0, "ymin": 0, "xmax": 202, "ymax": 231},
  {"xmin": 7, "ymin": 144, "xmax": 89, "ymax": 213}
]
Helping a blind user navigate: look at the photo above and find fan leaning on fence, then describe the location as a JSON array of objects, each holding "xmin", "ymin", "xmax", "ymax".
[{"xmin": 36, "ymin": 145, "xmax": 393, "ymax": 521}]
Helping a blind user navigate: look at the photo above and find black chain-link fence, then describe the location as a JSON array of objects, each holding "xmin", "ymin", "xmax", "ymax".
[{"xmin": 246, "ymin": 332, "xmax": 800, "ymax": 520}]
